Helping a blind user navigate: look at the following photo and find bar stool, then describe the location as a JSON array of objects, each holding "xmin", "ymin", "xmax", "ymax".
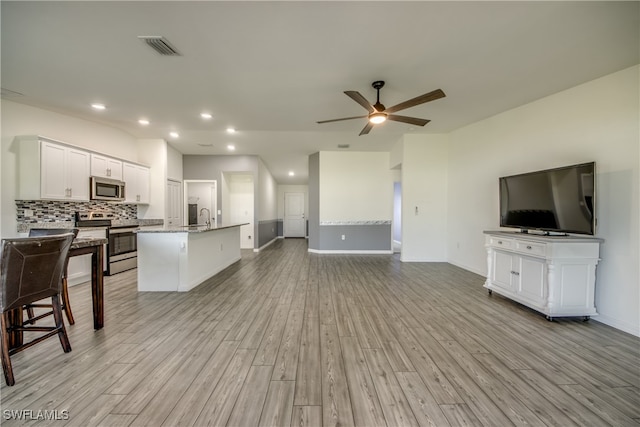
[
  {"xmin": 25, "ymin": 228, "xmax": 79, "ymax": 325},
  {"xmin": 0, "ymin": 233, "xmax": 75, "ymax": 386}
]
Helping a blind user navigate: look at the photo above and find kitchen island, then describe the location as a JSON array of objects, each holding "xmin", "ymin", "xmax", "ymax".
[{"xmin": 136, "ymin": 223, "xmax": 248, "ymax": 292}]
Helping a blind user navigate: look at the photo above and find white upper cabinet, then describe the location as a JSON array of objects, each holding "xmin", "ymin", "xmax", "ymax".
[
  {"xmin": 123, "ymin": 162, "xmax": 150, "ymax": 204},
  {"xmin": 18, "ymin": 138, "xmax": 90, "ymax": 201},
  {"xmin": 91, "ymin": 154, "xmax": 123, "ymax": 180}
]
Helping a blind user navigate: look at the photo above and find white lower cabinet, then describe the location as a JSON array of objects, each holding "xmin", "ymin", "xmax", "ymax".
[{"xmin": 484, "ymin": 231, "xmax": 602, "ymax": 320}]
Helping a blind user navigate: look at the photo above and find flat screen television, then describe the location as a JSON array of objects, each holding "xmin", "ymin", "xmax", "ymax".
[{"xmin": 499, "ymin": 162, "xmax": 595, "ymax": 235}]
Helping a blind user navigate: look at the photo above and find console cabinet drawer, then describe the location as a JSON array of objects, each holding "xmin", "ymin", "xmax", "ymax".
[{"xmin": 515, "ymin": 241, "xmax": 546, "ymax": 257}]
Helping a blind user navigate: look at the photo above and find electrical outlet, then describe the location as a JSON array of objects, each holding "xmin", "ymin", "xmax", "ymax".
[
  {"xmin": 24, "ymin": 209, "xmax": 34, "ymax": 217},
  {"xmin": 220, "ymin": 243, "xmax": 223, "ymax": 251},
  {"xmin": 341, "ymin": 234, "xmax": 346, "ymax": 240}
]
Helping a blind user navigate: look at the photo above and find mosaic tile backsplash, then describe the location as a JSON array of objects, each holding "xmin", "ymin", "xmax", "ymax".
[{"xmin": 16, "ymin": 200, "xmax": 138, "ymax": 224}]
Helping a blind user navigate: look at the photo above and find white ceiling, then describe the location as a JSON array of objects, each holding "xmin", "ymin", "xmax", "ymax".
[{"xmin": 2, "ymin": 1, "xmax": 638, "ymax": 184}]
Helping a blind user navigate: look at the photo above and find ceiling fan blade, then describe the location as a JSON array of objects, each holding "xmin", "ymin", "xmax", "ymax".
[
  {"xmin": 359, "ymin": 122, "xmax": 374, "ymax": 136},
  {"xmin": 344, "ymin": 91, "xmax": 375, "ymax": 113},
  {"xmin": 387, "ymin": 115, "xmax": 431, "ymax": 127},
  {"xmin": 384, "ymin": 89, "xmax": 446, "ymax": 114},
  {"xmin": 317, "ymin": 115, "xmax": 367, "ymax": 124}
]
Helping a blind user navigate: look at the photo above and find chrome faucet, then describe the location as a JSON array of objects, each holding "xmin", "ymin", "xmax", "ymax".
[{"xmin": 199, "ymin": 207, "xmax": 211, "ymax": 228}]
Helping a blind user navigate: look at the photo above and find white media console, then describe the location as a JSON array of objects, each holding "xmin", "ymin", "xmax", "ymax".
[{"xmin": 483, "ymin": 231, "xmax": 603, "ymax": 321}]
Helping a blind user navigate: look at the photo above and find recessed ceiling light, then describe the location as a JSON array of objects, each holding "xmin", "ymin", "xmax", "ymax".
[
  {"xmin": 227, "ymin": 144, "xmax": 236, "ymax": 151},
  {"xmin": 200, "ymin": 112, "xmax": 212, "ymax": 120},
  {"xmin": 169, "ymin": 131, "xmax": 179, "ymax": 138},
  {"xmin": 138, "ymin": 119, "xmax": 150, "ymax": 125},
  {"xmin": 288, "ymin": 171, "xmax": 295, "ymax": 176},
  {"xmin": 226, "ymin": 127, "xmax": 236, "ymax": 134},
  {"xmin": 91, "ymin": 103, "xmax": 106, "ymax": 110}
]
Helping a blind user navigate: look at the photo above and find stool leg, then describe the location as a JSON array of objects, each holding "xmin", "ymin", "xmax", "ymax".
[
  {"xmin": 25, "ymin": 306, "xmax": 36, "ymax": 325},
  {"xmin": 0, "ymin": 314, "xmax": 16, "ymax": 386},
  {"xmin": 51, "ymin": 295, "xmax": 71, "ymax": 353},
  {"xmin": 61, "ymin": 278, "xmax": 75, "ymax": 325}
]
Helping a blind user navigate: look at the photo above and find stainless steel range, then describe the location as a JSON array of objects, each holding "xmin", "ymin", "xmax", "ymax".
[
  {"xmin": 76, "ymin": 212, "xmax": 138, "ymax": 275},
  {"xmin": 108, "ymin": 225, "xmax": 138, "ymax": 275}
]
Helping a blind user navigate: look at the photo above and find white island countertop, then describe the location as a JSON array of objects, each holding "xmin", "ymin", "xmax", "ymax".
[{"xmin": 136, "ymin": 222, "xmax": 248, "ymax": 292}]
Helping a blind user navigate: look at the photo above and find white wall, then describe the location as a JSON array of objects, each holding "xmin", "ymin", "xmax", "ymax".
[
  {"xmin": 258, "ymin": 158, "xmax": 278, "ymax": 221},
  {"xmin": 1, "ymin": 100, "xmax": 140, "ymax": 236},
  {"xmin": 400, "ymin": 134, "xmax": 449, "ymax": 262},
  {"xmin": 137, "ymin": 139, "xmax": 166, "ymax": 220},
  {"xmin": 228, "ymin": 174, "xmax": 255, "ymax": 249},
  {"xmin": 447, "ymin": 65, "xmax": 639, "ymax": 335},
  {"xmin": 319, "ymin": 151, "xmax": 394, "ymax": 222},
  {"xmin": 166, "ymin": 143, "xmax": 183, "ymax": 182}
]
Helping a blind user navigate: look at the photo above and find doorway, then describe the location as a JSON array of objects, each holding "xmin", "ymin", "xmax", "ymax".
[
  {"xmin": 284, "ymin": 192, "xmax": 305, "ymax": 238},
  {"xmin": 183, "ymin": 180, "xmax": 216, "ymax": 227}
]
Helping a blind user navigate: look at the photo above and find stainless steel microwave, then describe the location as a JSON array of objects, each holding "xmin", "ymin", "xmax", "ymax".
[{"xmin": 90, "ymin": 176, "xmax": 125, "ymax": 201}]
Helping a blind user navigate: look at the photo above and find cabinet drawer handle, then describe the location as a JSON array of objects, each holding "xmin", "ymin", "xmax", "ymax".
[
  {"xmin": 511, "ymin": 271, "xmax": 520, "ymax": 276},
  {"xmin": 526, "ymin": 245, "xmax": 532, "ymax": 250},
  {"xmin": 497, "ymin": 241, "xmax": 503, "ymax": 244}
]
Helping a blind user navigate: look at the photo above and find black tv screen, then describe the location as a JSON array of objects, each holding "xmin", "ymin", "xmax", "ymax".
[{"xmin": 499, "ymin": 162, "xmax": 595, "ymax": 235}]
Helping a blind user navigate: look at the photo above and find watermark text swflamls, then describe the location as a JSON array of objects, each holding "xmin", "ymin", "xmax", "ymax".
[{"xmin": 3, "ymin": 409, "xmax": 69, "ymax": 421}]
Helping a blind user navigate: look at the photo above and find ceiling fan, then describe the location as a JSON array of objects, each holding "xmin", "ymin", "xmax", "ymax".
[{"xmin": 317, "ymin": 81, "xmax": 446, "ymax": 136}]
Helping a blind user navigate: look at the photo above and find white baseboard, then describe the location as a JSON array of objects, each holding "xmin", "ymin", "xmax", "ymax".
[
  {"xmin": 592, "ymin": 313, "xmax": 640, "ymax": 337},
  {"xmin": 308, "ymin": 249, "xmax": 393, "ymax": 255},
  {"xmin": 254, "ymin": 237, "xmax": 278, "ymax": 252}
]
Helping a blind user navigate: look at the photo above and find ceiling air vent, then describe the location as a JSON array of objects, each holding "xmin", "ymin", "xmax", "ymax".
[
  {"xmin": 138, "ymin": 36, "xmax": 181, "ymax": 56},
  {"xmin": 337, "ymin": 144, "xmax": 350, "ymax": 149}
]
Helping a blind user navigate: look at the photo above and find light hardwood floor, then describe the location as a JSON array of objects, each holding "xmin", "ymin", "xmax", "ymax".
[{"xmin": 1, "ymin": 238, "xmax": 639, "ymax": 426}]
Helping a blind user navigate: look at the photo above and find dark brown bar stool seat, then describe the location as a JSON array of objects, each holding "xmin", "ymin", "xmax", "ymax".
[
  {"xmin": 0, "ymin": 233, "xmax": 75, "ymax": 386},
  {"xmin": 26, "ymin": 228, "xmax": 79, "ymax": 325}
]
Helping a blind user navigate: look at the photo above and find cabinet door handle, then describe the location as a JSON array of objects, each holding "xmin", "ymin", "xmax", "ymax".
[
  {"xmin": 107, "ymin": 168, "xmax": 111, "ymax": 176},
  {"xmin": 497, "ymin": 241, "xmax": 503, "ymax": 244},
  {"xmin": 526, "ymin": 245, "xmax": 532, "ymax": 250}
]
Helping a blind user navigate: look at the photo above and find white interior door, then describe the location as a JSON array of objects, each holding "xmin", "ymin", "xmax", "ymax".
[
  {"xmin": 284, "ymin": 192, "xmax": 305, "ymax": 237},
  {"xmin": 166, "ymin": 179, "xmax": 182, "ymax": 226}
]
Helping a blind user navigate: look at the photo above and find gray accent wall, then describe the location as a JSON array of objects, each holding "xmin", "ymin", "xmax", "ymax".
[
  {"xmin": 318, "ymin": 223, "xmax": 391, "ymax": 251},
  {"xmin": 258, "ymin": 219, "xmax": 278, "ymax": 248}
]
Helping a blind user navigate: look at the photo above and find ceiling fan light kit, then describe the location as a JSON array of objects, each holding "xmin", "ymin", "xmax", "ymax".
[
  {"xmin": 369, "ymin": 112, "xmax": 387, "ymax": 124},
  {"xmin": 317, "ymin": 80, "xmax": 446, "ymax": 135}
]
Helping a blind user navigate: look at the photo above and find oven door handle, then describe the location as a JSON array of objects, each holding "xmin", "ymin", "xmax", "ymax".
[{"xmin": 109, "ymin": 228, "xmax": 139, "ymax": 234}]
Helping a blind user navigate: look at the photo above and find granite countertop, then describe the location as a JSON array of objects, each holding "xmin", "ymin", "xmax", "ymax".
[
  {"xmin": 136, "ymin": 223, "xmax": 249, "ymax": 233},
  {"xmin": 71, "ymin": 237, "xmax": 108, "ymax": 249},
  {"xmin": 18, "ymin": 219, "xmax": 164, "ymax": 233}
]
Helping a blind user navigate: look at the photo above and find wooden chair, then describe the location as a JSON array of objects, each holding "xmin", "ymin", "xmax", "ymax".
[
  {"xmin": 0, "ymin": 233, "xmax": 75, "ymax": 386},
  {"xmin": 26, "ymin": 228, "xmax": 79, "ymax": 325}
]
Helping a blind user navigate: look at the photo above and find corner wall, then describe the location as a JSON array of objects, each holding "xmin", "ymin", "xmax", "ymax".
[
  {"xmin": 312, "ymin": 151, "xmax": 394, "ymax": 253},
  {"xmin": 400, "ymin": 134, "xmax": 449, "ymax": 262},
  {"xmin": 447, "ymin": 65, "xmax": 640, "ymax": 336}
]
